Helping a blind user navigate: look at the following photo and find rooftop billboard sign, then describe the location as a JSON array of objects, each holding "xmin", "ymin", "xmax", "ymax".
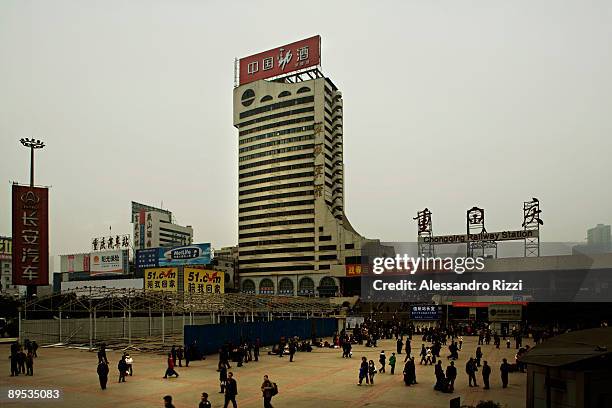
[{"xmin": 239, "ymin": 36, "xmax": 321, "ymax": 86}]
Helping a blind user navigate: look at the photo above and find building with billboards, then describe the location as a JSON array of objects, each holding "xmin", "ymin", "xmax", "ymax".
[
  {"xmin": 0, "ymin": 236, "xmax": 20, "ymax": 296},
  {"xmin": 233, "ymin": 36, "xmax": 381, "ymax": 297},
  {"xmin": 131, "ymin": 201, "xmax": 193, "ymax": 250}
]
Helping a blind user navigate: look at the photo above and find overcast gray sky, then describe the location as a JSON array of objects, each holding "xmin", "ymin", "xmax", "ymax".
[{"xmin": 1, "ymin": 0, "xmax": 611, "ymax": 257}]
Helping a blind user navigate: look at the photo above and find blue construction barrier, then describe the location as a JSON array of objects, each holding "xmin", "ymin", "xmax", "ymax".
[{"xmin": 184, "ymin": 318, "xmax": 337, "ymax": 356}]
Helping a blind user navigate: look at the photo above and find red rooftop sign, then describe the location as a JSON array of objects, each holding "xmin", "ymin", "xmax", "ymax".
[{"xmin": 239, "ymin": 36, "xmax": 321, "ymax": 86}]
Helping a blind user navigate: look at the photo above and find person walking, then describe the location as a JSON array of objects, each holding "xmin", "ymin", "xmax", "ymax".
[
  {"xmin": 164, "ymin": 353, "xmax": 179, "ymax": 378},
  {"xmin": 378, "ymin": 350, "xmax": 386, "ymax": 373},
  {"xmin": 475, "ymin": 346, "xmax": 483, "ymax": 367},
  {"xmin": 125, "ymin": 353, "xmax": 134, "ymax": 376},
  {"xmin": 97, "ymin": 361, "xmax": 109, "ymax": 390},
  {"xmin": 446, "ymin": 361, "xmax": 457, "ymax": 392},
  {"xmin": 261, "ymin": 374, "xmax": 274, "ymax": 408},
  {"xmin": 458, "ymin": 335, "xmax": 463, "ymax": 350},
  {"xmin": 482, "ymin": 360, "xmax": 491, "ymax": 389},
  {"xmin": 396, "ymin": 337, "xmax": 403, "ymax": 354},
  {"xmin": 219, "ymin": 364, "xmax": 228, "ymax": 393},
  {"xmin": 17, "ymin": 348, "xmax": 26, "ymax": 374},
  {"xmin": 419, "ymin": 344, "xmax": 427, "ymax": 364},
  {"xmin": 224, "ymin": 372, "xmax": 238, "ymax": 408},
  {"xmin": 466, "ymin": 357, "xmax": 478, "ymax": 387},
  {"xmin": 500, "ymin": 358, "xmax": 510, "ymax": 388},
  {"xmin": 288, "ymin": 341, "xmax": 296, "ymax": 363},
  {"xmin": 434, "ymin": 360, "xmax": 445, "ymax": 391},
  {"xmin": 368, "ymin": 360, "xmax": 377, "ymax": 385},
  {"xmin": 171, "ymin": 345, "xmax": 177, "ymax": 366},
  {"xmin": 118, "ymin": 355, "xmax": 128, "ymax": 383},
  {"xmin": 405, "ymin": 338, "xmax": 411, "ymax": 358},
  {"xmin": 358, "ymin": 357, "xmax": 369, "ymax": 385},
  {"xmin": 254, "ymin": 338, "xmax": 260, "ymax": 362},
  {"xmin": 177, "ymin": 346, "xmax": 184, "ymax": 367},
  {"xmin": 25, "ymin": 351, "xmax": 34, "ymax": 376},
  {"xmin": 199, "ymin": 392, "xmax": 212, "ymax": 408},
  {"xmin": 389, "ymin": 352, "xmax": 396, "ymax": 374}
]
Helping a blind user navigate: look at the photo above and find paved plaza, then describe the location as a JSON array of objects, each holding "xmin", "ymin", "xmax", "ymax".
[{"xmin": 2, "ymin": 336, "xmax": 528, "ymax": 407}]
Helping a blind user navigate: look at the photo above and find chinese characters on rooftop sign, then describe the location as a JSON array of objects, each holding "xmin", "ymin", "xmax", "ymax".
[
  {"xmin": 92, "ymin": 234, "xmax": 130, "ymax": 251},
  {"xmin": 12, "ymin": 185, "xmax": 49, "ymax": 286},
  {"xmin": 239, "ymin": 36, "xmax": 321, "ymax": 86}
]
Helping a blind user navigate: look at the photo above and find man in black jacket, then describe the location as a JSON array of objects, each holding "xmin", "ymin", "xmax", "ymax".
[
  {"xmin": 224, "ymin": 371, "xmax": 238, "ymax": 408},
  {"xmin": 446, "ymin": 361, "xmax": 457, "ymax": 392},
  {"xmin": 482, "ymin": 360, "xmax": 492, "ymax": 389}
]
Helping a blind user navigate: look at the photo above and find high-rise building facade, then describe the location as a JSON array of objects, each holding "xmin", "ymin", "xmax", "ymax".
[
  {"xmin": 233, "ymin": 37, "xmax": 373, "ymax": 297},
  {"xmin": 131, "ymin": 202, "xmax": 194, "ymax": 250}
]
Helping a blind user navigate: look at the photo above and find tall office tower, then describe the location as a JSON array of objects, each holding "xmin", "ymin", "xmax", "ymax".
[{"xmin": 233, "ymin": 36, "xmax": 373, "ymax": 297}]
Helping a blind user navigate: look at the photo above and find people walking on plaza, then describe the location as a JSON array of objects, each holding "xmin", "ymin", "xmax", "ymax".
[
  {"xmin": 396, "ymin": 337, "xmax": 403, "ymax": 354},
  {"xmin": 466, "ymin": 357, "xmax": 478, "ymax": 387},
  {"xmin": 368, "ymin": 360, "xmax": 377, "ymax": 385},
  {"xmin": 118, "ymin": 355, "xmax": 128, "ymax": 383},
  {"xmin": 261, "ymin": 374, "xmax": 275, "ymax": 408},
  {"xmin": 475, "ymin": 346, "xmax": 483, "ymax": 367},
  {"xmin": 434, "ymin": 360, "xmax": 445, "ymax": 391},
  {"xmin": 163, "ymin": 395, "xmax": 175, "ymax": 408},
  {"xmin": 177, "ymin": 346, "xmax": 184, "ymax": 367},
  {"xmin": 171, "ymin": 345, "xmax": 177, "ymax": 366},
  {"xmin": 446, "ymin": 361, "xmax": 457, "ymax": 392},
  {"xmin": 288, "ymin": 341, "xmax": 296, "ymax": 362},
  {"xmin": 199, "ymin": 392, "xmax": 212, "ymax": 408},
  {"xmin": 358, "ymin": 357, "xmax": 369, "ymax": 385},
  {"xmin": 224, "ymin": 372, "xmax": 238, "ymax": 408},
  {"xmin": 9, "ymin": 346, "xmax": 19, "ymax": 376},
  {"xmin": 482, "ymin": 360, "xmax": 491, "ymax": 389},
  {"xmin": 378, "ymin": 350, "xmax": 386, "ymax": 373},
  {"xmin": 17, "ymin": 348, "xmax": 26, "ymax": 374},
  {"xmin": 426, "ymin": 346, "xmax": 434, "ymax": 365},
  {"xmin": 25, "ymin": 351, "xmax": 34, "ymax": 376},
  {"xmin": 219, "ymin": 363, "xmax": 228, "ymax": 393},
  {"xmin": 419, "ymin": 344, "xmax": 426, "ymax": 364},
  {"xmin": 389, "ymin": 352, "xmax": 396, "ymax": 374},
  {"xmin": 125, "ymin": 353, "xmax": 133, "ymax": 376},
  {"xmin": 254, "ymin": 338, "xmax": 260, "ymax": 362},
  {"xmin": 164, "ymin": 353, "xmax": 179, "ymax": 378},
  {"xmin": 403, "ymin": 357, "xmax": 417, "ymax": 386},
  {"xmin": 97, "ymin": 360, "xmax": 109, "ymax": 390},
  {"xmin": 500, "ymin": 358, "xmax": 510, "ymax": 388}
]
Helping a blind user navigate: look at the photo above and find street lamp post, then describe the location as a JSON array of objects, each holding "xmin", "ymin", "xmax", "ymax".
[
  {"xmin": 19, "ymin": 138, "xmax": 45, "ymax": 300},
  {"xmin": 20, "ymin": 138, "xmax": 45, "ymax": 187}
]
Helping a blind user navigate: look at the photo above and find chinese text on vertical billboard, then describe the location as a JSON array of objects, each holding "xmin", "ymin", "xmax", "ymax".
[{"xmin": 12, "ymin": 185, "xmax": 49, "ymax": 285}]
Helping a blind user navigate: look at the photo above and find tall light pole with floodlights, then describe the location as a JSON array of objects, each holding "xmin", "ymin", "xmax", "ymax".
[{"xmin": 20, "ymin": 138, "xmax": 45, "ymax": 187}]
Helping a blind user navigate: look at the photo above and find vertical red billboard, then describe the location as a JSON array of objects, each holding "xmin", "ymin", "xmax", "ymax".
[
  {"xmin": 12, "ymin": 185, "xmax": 49, "ymax": 286},
  {"xmin": 239, "ymin": 35, "xmax": 321, "ymax": 85}
]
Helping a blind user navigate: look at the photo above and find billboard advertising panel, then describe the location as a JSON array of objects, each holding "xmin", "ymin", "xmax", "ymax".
[
  {"xmin": 144, "ymin": 267, "xmax": 178, "ymax": 292},
  {"xmin": 158, "ymin": 243, "xmax": 211, "ymax": 267},
  {"xmin": 184, "ymin": 267, "xmax": 224, "ymax": 294},
  {"xmin": 12, "ymin": 185, "xmax": 49, "ymax": 286},
  {"xmin": 90, "ymin": 250, "xmax": 126, "ymax": 276},
  {"xmin": 60, "ymin": 253, "xmax": 90, "ymax": 273},
  {"xmin": 239, "ymin": 36, "xmax": 321, "ymax": 85},
  {"xmin": 488, "ymin": 304, "xmax": 522, "ymax": 321},
  {"xmin": 135, "ymin": 248, "xmax": 159, "ymax": 269},
  {"xmin": 410, "ymin": 305, "xmax": 442, "ymax": 320},
  {"xmin": 0, "ymin": 237, "xmax": 12, "ymax": 260}
]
